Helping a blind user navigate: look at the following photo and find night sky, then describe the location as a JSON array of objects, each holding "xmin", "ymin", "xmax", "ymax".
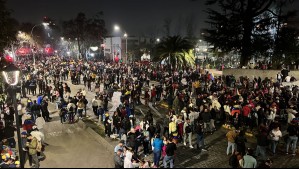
[{"xmin": 6, "ymin": 0, "xmax": 299, "ymax": 37}]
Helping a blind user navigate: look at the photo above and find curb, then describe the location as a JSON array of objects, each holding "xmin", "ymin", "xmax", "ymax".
[
  {"xmin": 77, "ymin": 120, "xmax": 87, "ymax": 130},
  {"xmin": 85, "ymin": 127, "xmax": 114, "ymax": 154},
  {"xmin": 77, "ymin": 120, "xmax": 114, "ymax": 154}
]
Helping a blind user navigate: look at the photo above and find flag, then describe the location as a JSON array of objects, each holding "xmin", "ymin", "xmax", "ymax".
[{"xmin": 210, "ymin": 73, "xmax": 214, "ymax": 81}]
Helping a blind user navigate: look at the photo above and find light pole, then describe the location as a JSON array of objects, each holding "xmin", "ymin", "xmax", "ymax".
[
  {"xmin": 124, "ymin": 33, "xmax": 128, "ymax": 65},
  {"xmin": 2, "ymin": 64, "xmax": 23, "ymax": 168},
  {"xmin": 30, "ymin": 22, "xmax": 49, "ymax": 68},
  {"xmin": 114, "ymin": 25, "xmax": 128, "ymax": 64}
]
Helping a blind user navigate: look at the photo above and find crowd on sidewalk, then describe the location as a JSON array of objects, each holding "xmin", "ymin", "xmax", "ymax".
[
  {"xmin": 0, "ymin": 88, "xmax": 48, "ymax": 168},
  {"xmin": 0, "ymin": 56, "xmax": 299, "ymax": 168}
]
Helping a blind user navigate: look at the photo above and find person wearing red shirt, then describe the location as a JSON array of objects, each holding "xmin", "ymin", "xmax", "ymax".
[
  {"xmin": 242, "ymin": 104, "xmax": 252, "ymax": 126},
  {"xmin": 151, "ymin": 85, "xmax": 157, "ymax": 106}
]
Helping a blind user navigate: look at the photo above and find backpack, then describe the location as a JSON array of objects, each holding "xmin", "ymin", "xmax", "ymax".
[
  {"xmin": 36, "ymin": 140, "xmax": 43, "ymax": 152},
  {"xmin": 185, "ymin": 124, "xmax": 192, "ymax": 134},
  {"xmin": 69, "ymin": 106, "xmax": 74, "ymax": 112},
  {"xmin": 78, "ymin": 102, "xmax": 84, "ymax": 108}
]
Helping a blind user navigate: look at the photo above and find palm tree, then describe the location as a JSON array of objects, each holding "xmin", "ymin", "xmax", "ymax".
[{"xmin": 153, "ymin": 36, "xmax": 195, "ymax": 69}]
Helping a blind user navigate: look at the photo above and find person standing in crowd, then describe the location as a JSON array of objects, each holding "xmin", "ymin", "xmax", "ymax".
[
  {"xmin": 255, "ymin": 127, "xmax": 269, "ymax": 160},
  {"xmin": 183, "ymin": 118, "xmax": 194, "ymax": 148},
  {"xmin": 30, "ymin": 100, "xmax": 40, "ymax": 122},
  {"xmin": 26, "ymin": 134, "xmax": 39, "ymax": 168},
  {"xmin": 163, "ymin": 138, "xmax": 177, "ymax": 168},
  {"xmin": 114, "ymin": 140, "xmax": 125, "ymax": 154},
  {"xmin": 4, "ymin": 122, "xmax": 16, "ymax": 149},
  {"xmin": 241, "ymin": 148, "xmax": 257, "ymax": 168},
  {"xmin": 196, "ymin": 120, "xmax": 207, "ymax": 152},
  {"xmin": 35, "ymin": 114, "xmax": 46, "ymax": 137},
  {"xmin": 76, "ymin": 99, "xmax": 85, "ymax": 120},
  {"xmin": 17, "ymin": 101, "xmax": 23, "ymax": 126},
  {"xmin": 114, "ymin": 149, "xmax": 124, "ymax": 168},
  {"xmin": 269, "ymin": 125, "xmax": 282, "ymax": 155},
  {"xmin": 41, "ymin": 99, "xmax": 51, "ymax": 122},
  {"xmin": 201, "ymin": 107, "xmax": 212, "ymax": 134},
  {"xmin": 226, "ymin": 127, "xmax": 238, "ymax": 155},
  {"xmin": 286, "ymin": 120, "xmax": 298, "ymax": 156},
  {"xmin": 124, "ymin": 147, "xmax": 133, "ymax": 168},
  {"xmin": 152, "ymin": 134, "xmax": 163, "ymax": 168},
  {"xmin": 92, "ymin": 96, "xmax": 99, "ymax": 117},
  {"xmin": 235, "ymin": 130, "xmax": 247, "ymax": 156}
]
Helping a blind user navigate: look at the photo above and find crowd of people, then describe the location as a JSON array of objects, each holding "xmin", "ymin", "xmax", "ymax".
[{"xmin": 0, "ymin": 55, "xmax": 298, "ymax": 168}]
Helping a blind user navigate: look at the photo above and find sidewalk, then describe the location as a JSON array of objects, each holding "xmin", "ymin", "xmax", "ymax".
[{"xmin": 21, "ymin": 87, "xmax": 114, "ymax": 168}]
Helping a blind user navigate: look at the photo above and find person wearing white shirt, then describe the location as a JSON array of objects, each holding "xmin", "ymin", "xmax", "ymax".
[
  {"xmin": 189, "ymin": 110, "xmax": 196, "ymax": 130},
  {"xmin": 35, "ymin": 114, "xmax": 46, "ymax": 136},
  {"xmin": 17, "ymin": 102, "xmax": 23, "ymax": 126},
  {"xmin": 285, "ymin": 76, "xmax": 291, "ymax": 82},
  {"xmin": 287, "ymin": 109, "xmax": 296, "ymax": 124},
  {"xmin": 81, "ymin": 89, "xmax": 87, "ymax": 97},
  {"xmin": 269, "ymin": 126, "xmax": 282, "ymax": 155}
]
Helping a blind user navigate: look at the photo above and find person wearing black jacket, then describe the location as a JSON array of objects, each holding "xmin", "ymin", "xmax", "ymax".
[
  {"xmin": 286, "ymin": 121, "xmax": 298, "ymax": 155},
  {"xmin": 4, "ymin": 122, "xmax": 16, "ymax": 148},
  {"xmin": 41, "ymin": 100, "xmax": 51, "ymax": 122},
  {"xmin": 201, "ymin": 108, "xmax": 212, "ymax": 134},
  {"xmin": 163, "ymin": 138, "xmax": 177, "ymax": 168},
  {"xmin": 235, "ymin": 130, "xmax": 247, "ymax": 156},
  {"xmin": 281, "ymin": 68, "xmax": 289, "ymax": 82},
  {"xmin": 255, "ymin": 129, "xmax": 268, "ymax": 160},
  {"xmin": 82, "ymin": 96, "xmax": 88, "ymax": 117},
  {"xmin": 30, "ymin": 100, "xmax": 40, "ymax": 121},
  {"xmin": 196, "ymin": 121, "xmax": 207, "ymax": 152}
]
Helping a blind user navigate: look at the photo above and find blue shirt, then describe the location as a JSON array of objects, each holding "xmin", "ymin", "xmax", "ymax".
[
  {"xmin": 153, "ymin": 138, "xmax": 163, "ymax": 151},
  {"xmin": 37, "ymin": 96, "xmax": 43, "ymax": 105},
  {"xmin": 114, "ymin": 145, "xmax": 123, "ymax": 153}
]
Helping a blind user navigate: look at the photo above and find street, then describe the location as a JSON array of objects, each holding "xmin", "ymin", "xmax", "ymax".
[{"xmin": 18, "ymin": 74, "xmax": 299, "ymax": 168}]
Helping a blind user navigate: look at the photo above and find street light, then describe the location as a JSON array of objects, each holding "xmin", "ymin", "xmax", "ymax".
[
  {"xmin": 124, "ymin": 33, "xmax": 128, "ymax": 65},
  {"xmin": 2, "ymin": 64, "xmax": 23, "ymax": 168},
  {"xmin": 114, "ymin": 25, "xmax": 120, "ymax": 31},
  {"xmin": 30, "ymin": 22, "xmax": 49, "ymax": 69},
  {"xmin": 114, "ymin": 25, "xmax": 128, "ymax": 64},
  {"xmin": 156, "ymin": 38, "xmax": 160, "ymax": 42}
]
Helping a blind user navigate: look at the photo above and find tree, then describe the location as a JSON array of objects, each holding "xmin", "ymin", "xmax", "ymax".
[
  {"xmin": 204, "ymin": 0, "xmax": 295, "ymax": 66},
  {"xmin": 153, "ymin": 36, "xmax": 195, "ymax": 68},
  {"xmin": 0, "ymin": 0, "xmax": 18, "ymax": 53},
  {"xmin": 274, "ymin": 26, "xmax": 299, "ymax": 68},
  {"xmin": 62, "ymin": 12, "xmax": 107, "ymax": 59}
]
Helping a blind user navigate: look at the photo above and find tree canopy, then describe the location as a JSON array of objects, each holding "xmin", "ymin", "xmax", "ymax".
[
  {"xmin": 153, "ymin": 36, "xmax": 195, "ymax": 68},
  {"xmin": 0, "ymin": 0, "xmax": 18, "ymax": 53},
  {"xmin": 204, "ymin": 0, "xmax": 296, "ymax": 67},
  {"xmin": 62, "ymin": 12, "xmax": 107, "ymax": 58}
]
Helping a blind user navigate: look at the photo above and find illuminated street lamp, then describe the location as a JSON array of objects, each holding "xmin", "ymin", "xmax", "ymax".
[
  {"xmin": 156, "ymin": 38, "xmax": 160, "ymax": 42},
  {"xmin": 124, "ymin": 33, "xmax": 128, "ymax": 65},
  {"xmin": 2, "ymin": 64, "xmax": 23, "ymax": 168},
  {"xmin": 114, "ymin": 25, "xmax": 120, "ymax": 31},
  {"xmin": 113, "ymin": 25, "xmax": 128, "ymax": 64},
  {"xmin": 2, "ymin": 64, "xmax": 20, "ymax": 86},
  {"xmin": 30, "ymin": 22, "xmax": 50, "ymax": 68}
]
